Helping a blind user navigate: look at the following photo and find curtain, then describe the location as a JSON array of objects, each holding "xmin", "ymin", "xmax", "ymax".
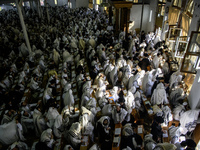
[
  {"xmin": 168, "ymin": 6, "xmax": 180, "ymax": 25},
  {"xmin": 181, "ymin": 13, "xmax": 191, "ymax": 36}
]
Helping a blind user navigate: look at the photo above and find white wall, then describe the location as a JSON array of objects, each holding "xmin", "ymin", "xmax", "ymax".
[
  {"xmin": 129, "ymin": 5, "xmax": 150, "ymax": 33},
  {"xmin": 188, "ymin": 70, "xmax": 200, "ymax": 109},
  {"xmin": 188, "ymin": 0, "xmax": 200, "ymax": 37},
  {"xmin": 76, "ymin": 0, "xmax": 88, "ymax": 8}
]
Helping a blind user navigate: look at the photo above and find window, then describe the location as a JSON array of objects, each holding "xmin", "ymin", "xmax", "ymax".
[
  {"xmin": 96, "ymin": 0, "xmax": 102, "ymax": 5},
  {"xmin": 40, "ymin": 0, "xmax": 44, "ymax": 6},
  {"xmin": 54, "ymin": 0, "xmax": 57, "ymax": 5},
  {"xmin": 157, "ymin": 4, "xmax": 165, "ymax": 17},
  {"xmin": 181, "ymin": 32, "xmax": 200, "ymax": 74},
  {"xmin": 149, "ymin": 10, "xmax": 152, "ymax": 22},
  {"xmin": 159, "ymin": 0, "xmax": 166, "ymax": 2}
]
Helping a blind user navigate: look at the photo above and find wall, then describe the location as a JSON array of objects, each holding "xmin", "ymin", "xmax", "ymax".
[
  {"xmin": 76, "ymin": 0, "xmax": 89, "ymax": 8},
  {"xmin": 188, "ymin": 0, "xmax": 200, "ymax": 37},
  {"xmin": 188, "ymin": 69, "xmax": 200, "ymax": 109},
  {"xmin": 47, "ymin": 0, "xmax": 56, "ymax": 7},
  {"xmin": 129, "ymin": 5, "xmax": 150, "ymax": 33},
  {"xmin": 57, "ymin": 0, "xmax": 68, "ymax": 6}
]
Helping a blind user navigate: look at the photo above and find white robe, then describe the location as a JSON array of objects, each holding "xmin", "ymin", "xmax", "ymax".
[
  {"xmin": 63, "ymin": 84, "xmax": 74, "ymax": 107},
  {"xmin": 151, "ymin": 83, "xmax": 168, "ymax": 105},
  {"xmin": 111, "ymin": 107, "xmax": 127, "ymax": 124},
  {"xmin": 33, "ymin": 109, "xmax": 46, "ymax": 137},
  {"xmin": 53, "ymin": 115, "xmax": 63, "ymax": 138},
  {"xmin": 0, "ymin": 121, "xmax": 19, "ymax": 145},
  {"xmin": 180, "ymin": 109, "xmax": 200, "ymax": 134}
]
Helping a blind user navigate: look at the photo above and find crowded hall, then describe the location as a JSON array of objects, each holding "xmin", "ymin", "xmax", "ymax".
[{"xmin": 0, "ymin": 0, "xmax": 200, "ymax": 149}]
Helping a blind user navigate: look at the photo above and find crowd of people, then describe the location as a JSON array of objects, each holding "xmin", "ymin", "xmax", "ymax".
[{"xmin": 0, "ymin": 4, "xmax": 199, "ymax": 150}]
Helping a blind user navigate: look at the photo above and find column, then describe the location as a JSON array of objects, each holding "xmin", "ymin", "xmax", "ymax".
[
  {"xmin": 109, "ymin": 6, "xmax": 112, "ymax": 24},
  {"xmin": 15, "ymin": 0, "xmax": 32, "ymax": 53},
  {"xmin": 45, "ymin": 0, "xmax": 50, "ymax": 23},
  {"xmin": 115, "ymin": 8, "xmax": 119, "ymax": 34},
  {"xmin": 29, "ymin": 0, "xmax": 34, "ymax": 11}
]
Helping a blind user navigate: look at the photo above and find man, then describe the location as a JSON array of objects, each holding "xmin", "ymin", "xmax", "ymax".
[
  {"xmin": 111, "ymin": 104, "xmax": 127, "ymax": 124},
  {"xmin": 40, "ymin": 128, "xmax": 55, "ymax": 149},
  {"xmin": 1, "ymin": 110, "xmax": 16, "ymax": 124},
  {"xmin": 138, "ymin": 53, "xmax": 151, "ymax": 72},
  {"xmin": 151, "ymin": 82, "xmax": 168, "ymax": 105},
  {"xmin": 96, "ymin": 116, "xmax": 112, "ymax": 150},
  {"xmin": 67, "ymin": 122, "xmax": 82, "ymax": 150},
  {"xmin": 151, "ymin": 116, "xmax": 164, "ymax": 143}
]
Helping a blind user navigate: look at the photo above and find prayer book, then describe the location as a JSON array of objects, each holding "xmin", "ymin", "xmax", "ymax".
[{"xmin": 115, "ymin": 128, "xmax": 121, "ymax": 135}]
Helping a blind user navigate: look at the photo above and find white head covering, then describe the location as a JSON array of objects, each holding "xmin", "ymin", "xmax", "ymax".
[
  {"xmin": 40, "ymin": 128, "xmax": 52, "ymax": 142},
  {"xmin": 54, "ymin": 115, "xmax": 62, "ymax": 128}
]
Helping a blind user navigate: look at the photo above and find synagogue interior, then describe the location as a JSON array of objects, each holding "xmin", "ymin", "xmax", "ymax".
[{"xmin": 0, "ymin": 0, "xmax": 200, "ymax": 150}]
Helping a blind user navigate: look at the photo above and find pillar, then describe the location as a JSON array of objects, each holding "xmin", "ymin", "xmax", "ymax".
[
  {"xmin": 109, "ymin": 6, "xmax": 112, "ymax": 24},
  {"xmin": 45, "ymin": 0, "xmax": 50, "ymax": 23},
  {"xmin": 15, "ymin": 0, "xmax": 32, "ymax": 53},
  {"xmin": 115, "ymin": 8, "xmax": 119, "ymax": 34}
]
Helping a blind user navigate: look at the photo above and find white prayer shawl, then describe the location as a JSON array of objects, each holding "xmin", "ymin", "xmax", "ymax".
[
  {"xmin": 168, "ymin": 125, "xmax": 181, "ymax": 144},
  {"xmin": 125, "ymin": 91, "xmax": 135, "ymax": 113},
  {"xmin": 112, "ymin": 107, "xmax": 128, "ymax": 124},
  {"xmin": 0, "ymin": 120, "xmax": 19, "ymax": 145},
  {"xmin": 128, "ymin": 75, "xmax": 137, "ymax": 90},
  {"xmin": 153, "ymin": 34, "xmax": 161, "ymax": 45},
  {"xmin": 43, "ymin": 88, "xmax": 52, "ymax": 105},
  {"xmin": 180, "ymin": 109, "xmax": 200, "ymax": 134},
  {"xmin": 20, "ymin": 43, "xmax": 29, "ymax": 56},
  {"xmin": 68, "ymin": 122, "xmax": 82, "ymax": 148},
  {"xmin": 169, "ymin": 72, "xmax": 182, "ymax": 89},
  {"xmin": 46, "ymin": 107, "xmax": 59, "ymax": 128},
  {"xmin": 162, "ymin": 105, "xmax": 173, "ymax": 125},
  {"xmin": 1, "ymin": 114, "xmax": 13, "ymax": 125},
  {"xmin": 122, "ymin": 73, "xmax": 131, "ymax": 88},
  {"xmin": 151, "ymin": 83, "xmax": 168, "ymax": 105},
  {"xmin": 162, "ymin": 62, "xmax": 169, "ymax": 75},
  {"xmin": 105, "ymin": 64, "xmax": 114, "ymax": 76},
  {"xmin": 53, "ymin": 115, "xmax": 63, "ymax": 138},
  {"xmin": 53, "ymin": 49, "xmax": 60, "ymax": 65},
  {"xmin": 102, "ymin": 104, "xmax": 113, "ymax": 116},
  {"xmin": 142, "ymin": 72, "xmax": 154, "ymax": 96},
  {"xmin": 89, "ymin": 38, "xmax": 96, "ymax": 48},
  {"xmin": 61, "ymin": 78, "xmax": 68, "ymax": 88},
  {"xmin": 79, "ymin": 39, "xmax": 86, "ymax": 50},
  {"xmin": 82, "ymin": 81, "xmax": 92, "ymax": 93},
  {"xmin": 64, "ymin": 145, "xmax": 74, "ymax": 150},
  {"xmin": 40, "ymin": 129, "xmax": 54, "ymax": 148},
  {"xmin": 33, "ymin": 109, "xmax": 46, "ymax": 137},
  {"xmin": 81, "ymin": 90, "xmax": 91, "ymax": 108},
  {"xmin": 97, "ymin": 116, "xmax": 110, "ymax": 134},
  {"xmin": 110, "ymin": 86, "xmax": 119, "ymax": 101},
  {"xmin": 154, "ymin": 143, "xmax": 177, "ymax": 150},
  {"xmin": 63, "ymin": 84, "xmax": 74, "ymax": 107},
  {"xmin": 30, "ymin": 78, "xmax": 39, "ymax": 90},
  {"xmin": 110, "ymin": 66, "xmax": 118, "ymax": 86},
  {"xmin": 137, "ymin": 70, "xmax": 145, "ymax": 86},
  {"xmin": 144, "ymin": 134, "xmax": 156, "ymax": 150},
  {"xmin": 86, "ymin": 98, "xmax": 97, "ymax": 110},
  {"xmin": 98, "ymin": 96, "xmax": 108, "ymax": 108},
  {"xmin": 21, "ymin": 112, "xmax": 34, "ymax": 133},
  {"xmin": 117, "ymin": 57, "xmax": 127, "ymax": 69},
  {"xmin": 152, "ymin": 55, "xmax": 160, "ymax": 69},
  {"xmin": 173, "ymin": 104, "xmax": 185, "ymax": 121}
]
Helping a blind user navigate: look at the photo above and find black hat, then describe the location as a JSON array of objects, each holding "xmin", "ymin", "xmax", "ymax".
[
  {"xmin": 155, "ymin": 116, "xmax": 164, "ymax": 123},
  {"xmin": 186, "ymin": 139, "xmax": 196, "ymax": 148}
]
